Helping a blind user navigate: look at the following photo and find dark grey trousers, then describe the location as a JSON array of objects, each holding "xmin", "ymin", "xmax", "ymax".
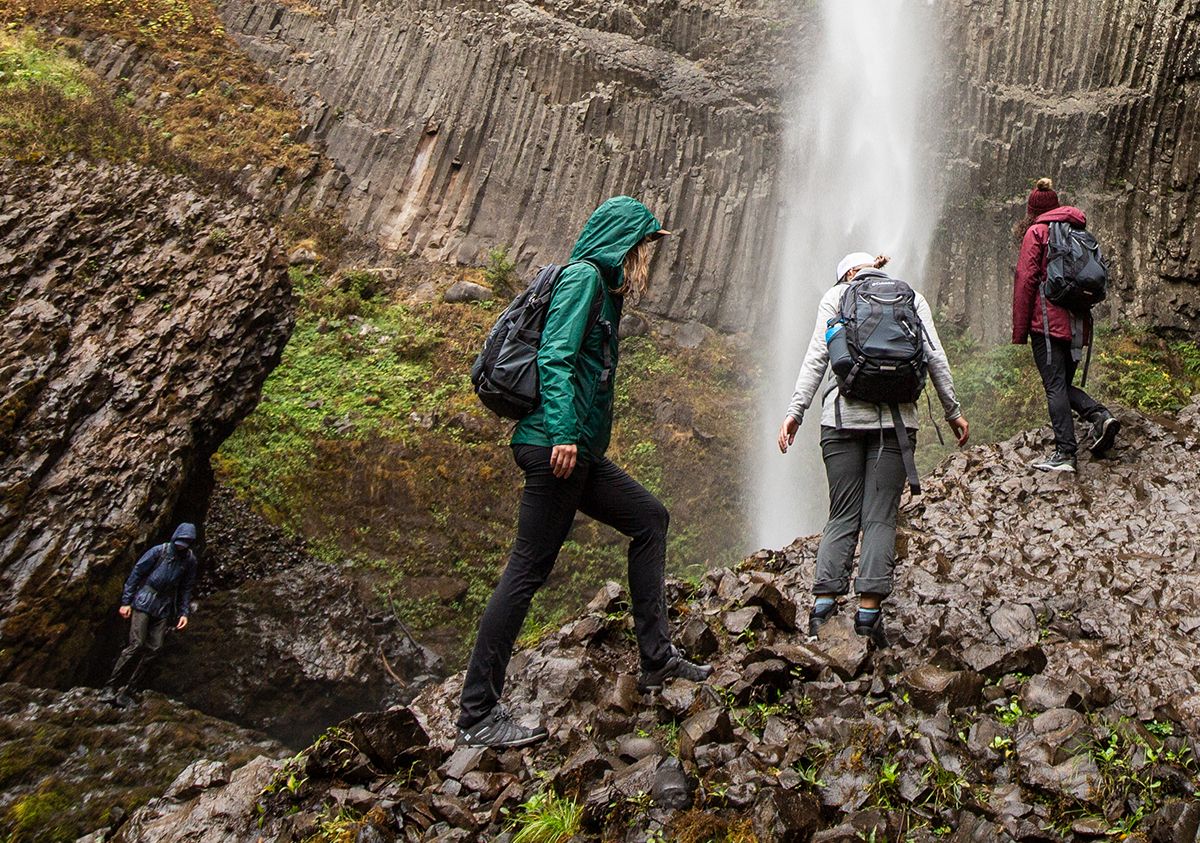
[
  {"xmin": 457, "ymin": 445, "xmax": 673, "ymax": 728},
  {"xmin": 1030, "ymin": 334, "xmax": 1106, "ymax": 455},
  {"xmin": 813, "ymin": 426, "xmax": 910, "ymax": 598},
  {"xmin": 107, "ymin": 610, "xmax": 167, "ymax": 689}
]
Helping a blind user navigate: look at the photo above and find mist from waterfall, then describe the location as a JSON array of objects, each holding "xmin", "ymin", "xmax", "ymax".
[{"xmin": 750, "ymin": 0, "xmax": 943, "ymax": 551}]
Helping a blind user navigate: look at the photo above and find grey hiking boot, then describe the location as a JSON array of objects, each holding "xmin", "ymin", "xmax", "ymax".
[
  {"xmin": 1088, "ymin": 414, "xmax": 1120, "ymax": 456},
  {"xmin": 808, "ymin": 600, "xmax": 839, "ymax": 640},
  {"xmin": 98, "ymin": 685, "xmax": 118, "ymax": 704},
  {"xmin": 456, "ymin": 705, "xmax": 548, "ymax": 749},
  {"xmin": 854, "ymin": 610, "xmax": 890, "ymax": 649},
  {"xmin": 1031, "ymin": 450, "xmax": 1077, "ymax": 472},
  {"xmin": 638, "ymin": 646, "xmax": 713, "ymax": 692}
]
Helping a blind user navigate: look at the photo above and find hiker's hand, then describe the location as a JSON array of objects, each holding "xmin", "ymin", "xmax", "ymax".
[
  {"xmin": 551, "ymin": 444, "xmax": 578, "ymax": 479},
  {"xmin": 951, "ymin": 416, "xmax": 970, "ymax": 447},
  {"xmin": 119, "ymin": 605, "xmax": 132, "ymax": 619},
  {"xmin": 176, "ymin": 616, "xmax": 188, "ymax": 631},
  {"xmin": 778, "ymin": 416, "xmax": 800, "ymax": 453}
]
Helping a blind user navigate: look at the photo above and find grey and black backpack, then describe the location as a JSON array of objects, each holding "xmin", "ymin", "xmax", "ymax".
[
  {"xmin": 1042, "ymin": 221, "xmax": 1109, "ymax": 384},
  {"xmin": 825, "ymin": 272, "xmax": 930, "ymax": 493},
  {"xmin": 470, "ymin": 261, "xmax": 607, "ymax": 419}
]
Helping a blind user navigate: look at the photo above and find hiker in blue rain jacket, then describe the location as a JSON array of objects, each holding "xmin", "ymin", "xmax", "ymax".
[{"xmin": 100, "ymin": 523, "xmax": 198, "ymax": 708}]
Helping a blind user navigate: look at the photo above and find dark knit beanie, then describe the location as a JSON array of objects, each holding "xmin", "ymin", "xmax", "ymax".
[{"xmin": 1027, "ymin": 177, "xmax": 1060, "ymax": 217}]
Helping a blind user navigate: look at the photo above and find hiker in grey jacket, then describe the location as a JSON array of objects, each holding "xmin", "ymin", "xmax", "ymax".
[{"xmin": 777, "ymin": 253, "xmax": 969, "ymax": 647}]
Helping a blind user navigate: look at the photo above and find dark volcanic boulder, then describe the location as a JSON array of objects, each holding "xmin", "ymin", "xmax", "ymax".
[
  {"xmin": 0, "ymin": 160, "xmax": 292, "ymax": 685},
  {"xmin": 151, "ymin": 561, "xmax": 442, "ymax": 746}
]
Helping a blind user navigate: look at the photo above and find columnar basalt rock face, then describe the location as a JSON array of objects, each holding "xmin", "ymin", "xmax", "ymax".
[
  {"xmin": 0, "ymin": 160, "xmax": 293, "ymax": 685},
  {"xmin": 932, "ymin": 0, "xmax": 1200, "ymax": 342},
  {"xmin": 214, "ymin": 0, "xmax": 799, "ymax": 330},
  {"xmin": 209, "ymin": 0, "xmax": 1199, "ymax": 340}
]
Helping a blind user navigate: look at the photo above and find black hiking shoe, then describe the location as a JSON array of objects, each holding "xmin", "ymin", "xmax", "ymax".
[
  {"xmin": 456, "ymin": 705, "xmax": 548, "ymax": 749},
  {"xmin": 808, "ymin": 600, "xmax": 839, "ymax": 640},
  {"xmin": 1030, "ymin": 450, "xmax": 1077, "ymax": 473},
  {"xmin": 98, "ymin": 685, "xmax": 118, "ymax": 704},
  {"xmin": 854, "ymin": 610, "xmax": 890, "ymax": 649},
  {"xmin": 638, "ymin": 646, "xmax": 713, "ymax": 693},
  {"xmin": 113, "ymin": 689, "xmax": 136, "ymax": 709},
  {"xmin": 1088, "ymin": 414, "xmax": 1120, "ymax": 456}
]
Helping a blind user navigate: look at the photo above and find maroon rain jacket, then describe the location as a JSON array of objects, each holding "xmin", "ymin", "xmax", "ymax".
[{"xmin": 1012, "ymin": 205, "xmax": 1091, "ymax": 345}]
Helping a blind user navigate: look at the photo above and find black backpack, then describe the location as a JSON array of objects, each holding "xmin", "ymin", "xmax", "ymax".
[
  {"xmin": 1041, "ymin": 221, "xmax": 1108, "ymax": 384},
  {"xmin": 470, "ymin": 261, "xmax": 607, "ymax": 419},
  {"xmin": 825, "ymin": 273, "xmax": 929, "ymax": 493}
]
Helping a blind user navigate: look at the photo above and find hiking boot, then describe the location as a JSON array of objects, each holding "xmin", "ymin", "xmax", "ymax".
[
  {"xmin": 1030, "ymin": 450, "xmax": 1077, "ymax": 473},
  {"xmin": 808, "ymin": 600, "xmax": 839, "ymax": 640},
  {"xmin": 638, "ymin": 646, "xmax": 713, "ymax": 692},
  {"xmin": 98, "ymin": 685, "xmax": 118, "ymax": 704},
  {"xmin": 854, "ymin": 609, "xmax": 890, "ymax": 649},
  {"xmin": 1088, "ymin": 414, "xmax": 1120, "ymax": 456},
  {"xmin": 113, "ymin": 689, "xmax": 136, "ymax": 709},
  {"xmin": 456, "ymin": 705, "xmax": 548, "ymax": 749}
]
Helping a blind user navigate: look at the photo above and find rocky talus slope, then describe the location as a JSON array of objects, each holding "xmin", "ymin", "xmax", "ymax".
[
  {"xmin": 112, "ymin": 402, "xmax": 1200, "ymax": 841},
  {"xmin": 0, "ymin": 160, "xmax": 292, "ymax": 686},
  {"xmin": 0, "ymin": 683, "xmax": 283, "ymax": 842}
]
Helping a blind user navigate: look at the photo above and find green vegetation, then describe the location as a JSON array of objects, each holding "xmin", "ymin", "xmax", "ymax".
[
  {"xmin": 216, "ymin": 261, "xmax": 751, "ymax": 663},
  {"xmin": 1, "ymin": 0, "xmax": 313, "ymax": 178},
  {"xmin": 484, "ymin": 245, "xmax": 519, "ymax": 296},
  {"xmin": 507, "ymin": 788, "xmax": 582, "ymax": 843},
  {"xmin": 2, "ymin": 780, "xmax": 75, "ymax": 843}
]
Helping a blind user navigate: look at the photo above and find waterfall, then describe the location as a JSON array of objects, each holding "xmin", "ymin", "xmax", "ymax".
[{"xmin": 750, "ymin": 0, "xmax": 943, "ymax": 550}]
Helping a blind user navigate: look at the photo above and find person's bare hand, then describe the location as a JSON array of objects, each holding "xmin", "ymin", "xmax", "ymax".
[
  {"xmin": 176, "ymin": 616, "xmax": 188, "ymax": 631},
  {"xmin": 119, "ymin": 605, "xmax": 132, "ymax": 619},
  {"xmin": 951, "ymin": 416, "xmax": 970, "ymax": 447},
  {"xmin": 777, "ymin": 416, "xmax": 800, "ymax": 453},
  {"xmin": 550, "ymin": 444, "xmax": 578, "ymax": 479}
]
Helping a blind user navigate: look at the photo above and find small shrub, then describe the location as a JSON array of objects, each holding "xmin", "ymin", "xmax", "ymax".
[
  {"xmin": 484, "ymin": 245, "xmax": 519, "ymax": 296},
  {"xmin": 507, "ymin": 788, "xmax": 582, "ymax": 843}
]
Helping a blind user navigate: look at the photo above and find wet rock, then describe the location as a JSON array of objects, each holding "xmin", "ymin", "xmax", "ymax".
[
  {"xmin": 1020, "ymin": 675, "xmax": 1080, "ymax": 712},
  {"xmin": 1070, "ymin": 816, "xmax": 1110, "ymax": 837},
  {"xmin": 587, "ymin": 581, "xmax": 625, "ymax": 614},
  {"xmin": 616, "ymin": 735, "xmax": 661, "ymax": 762},
  {"xmin": 114, "ymin": 755, "xmax": 281, "ymax": 842},
  {"xmin": 164, "ymin": 760, "xmax": 230, "ymax": 801},
  {"xmin": 650, "ymin": 757, "xmax": 691, "ymax": 809},
  {"xmin": 439, "ymin": 746, "xmax": 498, "ymax": 780},
  {"xmin": 347, "ymin": 708, "xmax": 436, "ymax": 773},
  {"xmin": 606, "ymin": 673, "xmax": 639, "ymax": 715},
  {"xmin": 743, "ymin": 580, "xmax": 798, "ymax": 631},
  {"xmin": 556, "ymin": 741, "xmax": 611, "ymax": 790},
  {"xmin": 431, "ymin": 792, "xmax": 476, "ymax": 828},
  {"xmin": 753, "ymin": 788, "xmax": 820, "ymax": 841},
  {"xmin": 0, "ymin": 160, "xmax": 292, "ymax": 685},
  {"xmin": 612, "ymin": 754, "xmax": 659, "ymax": 798},
  {"xmin": 1144, "ymin": 799, "xmax": 1200, "ymax": 842},
  {"xmin": 288, "ymin": 245, "xmax": 318, "ymax": 265},
  {"xmin": 811, "ymin": 616, "xmax": 869, "ymax": 679},
  {"xmin": 902, "ymin": 664, "xmax": 985, "ymax": 713},
  {"xmin": 678, "ymin": 617, "xmax": 719, "ymax": 659},
  {"xmin": 723, "ymin": 606, "xmax": 761, "ymax": 634},
  {"xmin": 728, "ymin": 659, "xmax": 792, "ymax": 705},
  {"xmin": 1023, "ymin": 753, "xmax": 1099, "ymax": 801},
  {"xmin": 958, "ymin": 642, "xmax": 1047, "ymax": 679},
  {"xmin": 679, "ymin": 708, "xmax": 734, "ymax": 761},
  {"xmin": 989, "ymin": 603, "xmax": 1040, "ymax": 648},
  {"xmin": 618, "ymin": 312, "xmax": 650, "ymax": 339},
  {"xmin": 442, "ymin": 280, "xmax": 493, "ymax": 303},
  {"xmin": 659, "ymin": 679, "xmax": 702, "ymax": 716}
]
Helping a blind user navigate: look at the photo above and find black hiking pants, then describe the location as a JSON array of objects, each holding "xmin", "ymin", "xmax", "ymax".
[
  {"xmin": 813, "ymin": 426, "xmax": 910, "ymax": 599},
  {"xmin": 457, "ymin": 444, "xmax": 673, "ymax": 728},
  {"xmin": 1031, "ymin": 334, "xmax": 1106, "ymax": 455},
  {"xmin": 107, "ymin": 610, "xmax": 168, "ymax": 689}
]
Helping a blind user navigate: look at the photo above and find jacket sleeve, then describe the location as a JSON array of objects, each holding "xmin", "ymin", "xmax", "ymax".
[
  {"xmin": 1012, "ymin": 227, "xmax": 1044, "ymax": 345},
  {"xmin": 785, "ymin": 288, "xmax": 839, "ymax": 423},
  {"xmin": 177, "ymin": 555, "xmax": 197, "ymax": 618},
  {"xmin": 917, "ymin": 295, "xmax": 962, "ymax": 421},
  {"xmin": 121, "ymin": 545, "xmax": 161, "ymax": 605},
  {"xmin": 538, "ymin": 264, "xmax": 599, "ymax": 445}
]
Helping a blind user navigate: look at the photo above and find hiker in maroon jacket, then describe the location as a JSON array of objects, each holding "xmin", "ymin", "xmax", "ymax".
[{"xmin": 1012, "ymin": 178, "xmax": 1119, "ymax": 472}]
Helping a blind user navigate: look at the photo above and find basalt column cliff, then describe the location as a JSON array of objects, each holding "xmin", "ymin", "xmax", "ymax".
[{"xmin": 214, "ymin": 0, "xmax": 797, "ymax": 331}]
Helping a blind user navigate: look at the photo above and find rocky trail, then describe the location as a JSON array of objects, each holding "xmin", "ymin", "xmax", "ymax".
[{"xmin": 108, "ymin": 402, "xmax": 1200, "ymax": 842}]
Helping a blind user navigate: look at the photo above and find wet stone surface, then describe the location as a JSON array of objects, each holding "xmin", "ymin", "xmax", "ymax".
[{"xmin": 109, "ymin": 406, "xmax": 1200, "ymax": 841}]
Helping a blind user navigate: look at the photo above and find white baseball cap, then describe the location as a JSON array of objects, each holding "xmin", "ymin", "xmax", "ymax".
[{"xmin": 836, "ymin": 252, "xmax": 875, "ymax": 282}]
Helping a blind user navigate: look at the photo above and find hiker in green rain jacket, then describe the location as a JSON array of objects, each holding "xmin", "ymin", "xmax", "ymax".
[{"xmin": 457, "ymin": 197, "xmax": 713, "ymax": 749}]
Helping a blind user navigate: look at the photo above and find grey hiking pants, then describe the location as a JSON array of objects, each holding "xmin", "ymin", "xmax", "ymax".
[
  {"xmin": 813, "ymin": 426, "xmax": 911, "ymax": 598},
  {"xmin": 107, "ymin": 610, "xmax": 167, "ymax": 689}
]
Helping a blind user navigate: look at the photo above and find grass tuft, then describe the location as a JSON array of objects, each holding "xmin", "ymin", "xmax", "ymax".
[{"xmin": 508, "ymin": 788, "xmax": 582, "ymax": 843}]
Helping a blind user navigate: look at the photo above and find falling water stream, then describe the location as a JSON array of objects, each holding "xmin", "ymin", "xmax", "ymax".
[{"xmin": 751, "ymin": 0, "xmax": 944, "ymax": 550}]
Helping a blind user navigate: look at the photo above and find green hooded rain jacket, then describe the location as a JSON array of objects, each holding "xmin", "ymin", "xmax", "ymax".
[{"xmin": 511, "ymin": 196, "xmax": 665, "ymax": 460}]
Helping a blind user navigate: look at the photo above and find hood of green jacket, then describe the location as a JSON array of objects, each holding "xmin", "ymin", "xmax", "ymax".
[{"xmin": 568, "ymin": 196, "xmax": 664, "ymax": 288}]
